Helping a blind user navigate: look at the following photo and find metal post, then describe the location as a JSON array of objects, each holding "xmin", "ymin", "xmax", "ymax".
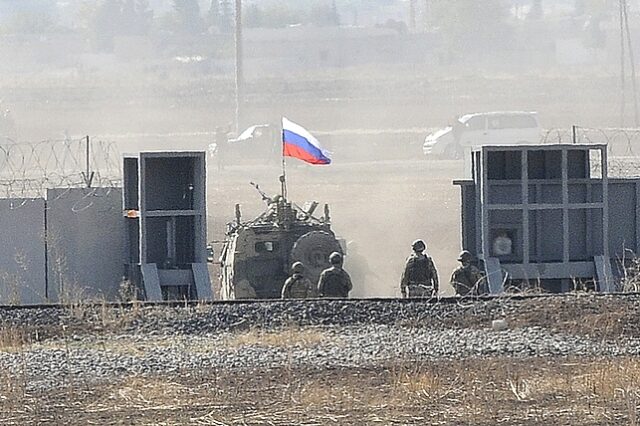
[
  {"xmin": 83, "ymin": 135, "xmax": 94, "ymax": 188},
  {"xmin": 562, "ymin": 148, "xmax": 569, "ymax": 263},
  {"xmin": 280, "ymin": 121, "xmax": 287, "ymax": 200},
  {"xmin": 602, "ymin": 146, "xmax": 609, "ymax": 260},
  {"xmin": 481, "ymin": 148, "xmax": 490, "ymax": 260},
  {"xmin": 572, "ymin": 125, "xmax": 577, "ymax": 144},
  {"xmin": 409, "ymin": 0, "xmax": 416, "ymax": 32},
  {"xmin": 86, "ymin": 135, "xmax": 90, "ymax": 178},
  {"xmin": 43, "ymin": 199, "xmax": 49, "ymax": 300},
  {"xmin": 234, "ymin": 0, "xmax": 243, "ymax": 135},
  {"xmin": 474, "ymin": 151, "xmax": 482, "ymax": 255},
  {"xmin": 521, "ymin": 150, "xmax": 529, "ymax": 265},
  {"xmin": 622, "ymin": 0, "xmax": 640, "ymax": 127},
  {"xmin": 620, "ymin": 0, "xmax": 627, "ymax": 127},
  {"xmin": 424, "ymin": 0, "xmax": 429, "ymax": 31}
]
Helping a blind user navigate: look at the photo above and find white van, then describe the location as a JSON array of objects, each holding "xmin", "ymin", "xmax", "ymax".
[{"xmin": 423, "ymin": 111, "xmax": 541, "ymax": 159}]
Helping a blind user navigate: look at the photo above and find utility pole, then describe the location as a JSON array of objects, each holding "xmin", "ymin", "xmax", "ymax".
[
  {"xmin": 622, "ymin": 0, "xmax": 639, "ymax": 127},
  {"xmin": 234, "ymin": 0, "xmax": 243, "ymax": 135},
  {"xmin": 424, "ymin": 0, "xmax": 430, "ymax": 31},
  {"xmin": 620, "ymin": 0, "xmax": 626, "ymax": 126},
  {"xmin": 409, "ymin": 0, "xmax": 416, "ymax": 32}
]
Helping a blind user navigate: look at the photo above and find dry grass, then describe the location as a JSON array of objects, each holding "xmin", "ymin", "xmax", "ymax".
[
  {"xmin": 621, "ymin": 254, "xmax": 640, "ymax": 293},
  {"xmin": 31, "ymin": 325, "xmax": 329, "ymax": 356},
  {"xmin": 0, "ymin": 326, "xmax": 29, "ymax": 352},
  {"xmin": 386, "ymin": 358, "xmax": 640, "ymax": 423},
  {"xmin": 2, "ymin": 306, "xmax": 640, "ymax": 424},
  {"xmin": 2, "ymin": 357, "xmax": 640, "ymax": 424},
  {"xmin": 38, "ymin": 359, "xmax": 640, "ymax": 423}
]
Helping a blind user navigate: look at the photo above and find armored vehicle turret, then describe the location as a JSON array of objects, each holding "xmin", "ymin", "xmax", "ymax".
[{"xmin": 218, "ymin": 182, "xmax": 343, "ymax": 299}]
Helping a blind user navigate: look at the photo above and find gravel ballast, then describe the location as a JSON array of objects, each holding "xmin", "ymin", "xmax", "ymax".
[{"xmin": 1, "ymin": 294, "xmax": 639, "ymax": 391}]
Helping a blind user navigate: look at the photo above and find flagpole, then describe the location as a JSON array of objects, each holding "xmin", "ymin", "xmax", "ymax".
[{"xmin": 280, "ymin": 120, "xmax": 288, "ymax": 200}]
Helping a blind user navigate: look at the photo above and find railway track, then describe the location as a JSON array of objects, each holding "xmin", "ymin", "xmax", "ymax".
[{"xmin": 0, "ymin": 291, "xmax": 637, "ymax": 311}]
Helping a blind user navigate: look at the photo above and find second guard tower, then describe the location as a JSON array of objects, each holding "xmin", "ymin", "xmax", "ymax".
[
  {"xmin": 124, "ymin": 151, "xmax": 212, "ymax": 301},
  {"xmin": 454, "ymin": 143, "xmax": 640, "ymax": 293}
]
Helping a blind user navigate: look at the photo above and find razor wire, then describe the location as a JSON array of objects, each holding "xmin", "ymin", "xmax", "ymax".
[
  {"xmin": 0, "ymin": 137, "xmax": 122, "ymax": 208},
  {"xmin": 541, "ymin": 127, "xmax": 640, "ymax": 178}
]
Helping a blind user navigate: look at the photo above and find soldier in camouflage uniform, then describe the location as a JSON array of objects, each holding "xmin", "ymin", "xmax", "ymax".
[
  {"xmin": 400, "ymin": 240, "xmax": 439, "ymax": 298},
  {"xmin": 281, "ymin": 262, "xmax": 316, "ymax": 299},
  {"xmin": 450, "ymin": 250, "xmax": 485, "ymax": 296},
  {"xmin": 317, "ymin": 252, "xmax": 353, "ymax": 298}
]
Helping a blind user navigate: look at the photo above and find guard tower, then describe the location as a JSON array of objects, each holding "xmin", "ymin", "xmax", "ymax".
[
  {"xmin": 124, "ymin": 151, "xmax": 212, "ymax": 301},
  {"xmin": 455, "ymin": 144, "xmax": 617, "ymax": 293}
]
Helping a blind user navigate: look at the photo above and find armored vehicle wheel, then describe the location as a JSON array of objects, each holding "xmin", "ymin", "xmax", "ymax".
[{"xmin": 290, "ymin": 231, "xmax": 343, "ymax": 284}]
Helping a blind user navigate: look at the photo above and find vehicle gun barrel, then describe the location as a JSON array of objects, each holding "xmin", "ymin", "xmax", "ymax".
[{"xmin": 250, "ymin": 181, "xmax": 271, "ymax": 204}]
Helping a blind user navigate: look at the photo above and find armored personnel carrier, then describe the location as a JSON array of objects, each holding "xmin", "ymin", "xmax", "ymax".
[{"xmin": 218, "ymin": 182, "xmax": 343, "ymax": 299}]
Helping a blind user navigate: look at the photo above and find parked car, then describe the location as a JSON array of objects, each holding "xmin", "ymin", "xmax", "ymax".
[
  {"xmin": 423, "ymin": 111, "xmax": 541, "ymax": 159},
  {"xmin": 208, "ymin": 124, "xmax": 279, "ymax": 165}
]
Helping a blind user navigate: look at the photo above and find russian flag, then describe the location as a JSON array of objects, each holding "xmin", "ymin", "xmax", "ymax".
[{"xmin": 282, "ymin": 117, "xmax": 331, "ymax": 165}]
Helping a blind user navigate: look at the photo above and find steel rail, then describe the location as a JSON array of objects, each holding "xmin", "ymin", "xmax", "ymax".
[{"xmin": 0, "ymin": 292, "xmax": 637, "ymax": 312}]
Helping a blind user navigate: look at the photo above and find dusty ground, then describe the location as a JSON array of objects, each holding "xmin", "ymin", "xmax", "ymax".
[
  {"xmin": 206, "ymin": 159, "xmax": 463, "ymax": 298},
  {"xmin": 2, "ymin": 69, "xmax": 626, "ymax": 140},
  {"xmin": 4, "ymin": 359, "xmax": 640, "ymax": 425}
]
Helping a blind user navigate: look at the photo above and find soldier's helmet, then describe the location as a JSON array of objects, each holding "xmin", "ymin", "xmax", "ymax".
[
  {"xmin": 411, "ymin": 239, "xmax": 426, "ymax": 252},
  {"xmin": 329, "ymin": 251, "xmax": 343, "ymax": 265},
  {"xmin": 458, "ymin": 250, "xmax": 473, "ymax": 262},
  {"xmin": 291, "ymin": 261, "xmax": 305, "ymax": 274}
]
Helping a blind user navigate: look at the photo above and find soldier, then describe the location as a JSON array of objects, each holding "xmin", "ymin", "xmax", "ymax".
[
  {"xmin": 317, "ymin": 252, "xmax": 353, "ymax": 298},
  {"xmin": 400, "ymin": 240, "xmax": 439, "ymax": 298},
  {"xmin": 281, "ymin": 262, "xmax": 316, "ymax": 299},
  {"xmin": 450, "ymin": 250, "xmax": 485, "ymax": 296}
]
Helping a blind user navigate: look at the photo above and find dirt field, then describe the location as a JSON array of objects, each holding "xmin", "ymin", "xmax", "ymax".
[
  {"xmin": 3, "ymin": 295, "xmax": 640, "ymax": 425},
  {"xmin": 4, "ymin": 359, "xmax": 640, "ymax": 425},
  {"xmin": 2, "ymin": 69, "xmax": 627, "ymax": 140}
]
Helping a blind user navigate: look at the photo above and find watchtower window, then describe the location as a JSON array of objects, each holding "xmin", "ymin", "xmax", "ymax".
[
  {"xmin": 528, "ymin": 150, "xmax": 561, "ymax": 179},
  {"xmin": 568, "ymin": 150, "xmax": 588, "ymax": 178},
  {"xmin": 487, "ymin": 151, "xmax": 522, "ymax": 180},
  {"xmin": 144, "ymin": 157, "xmax": 197, "ymax": 210},
  {"xmin": 527, "ymin": 150, "xmax": 588, "ymax": 179}
]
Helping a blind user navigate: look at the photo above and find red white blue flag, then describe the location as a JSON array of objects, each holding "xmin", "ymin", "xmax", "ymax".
[{"xmin": 282, "ymin": 117, "xmax": 331, "ymax": 165}]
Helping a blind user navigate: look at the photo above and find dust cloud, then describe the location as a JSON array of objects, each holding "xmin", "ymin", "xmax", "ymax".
[{"xmin": 0, "ymin": 0, "xmax": 633, "ymax": 296}]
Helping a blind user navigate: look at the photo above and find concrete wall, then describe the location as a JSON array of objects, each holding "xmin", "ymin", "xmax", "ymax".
[
  {"xmin": 0, "ymin": 199, "xmax": 46, "ymax": 304},
  {"xmin": 46, "ymin": 188, "xmax": 124, "ymax": 302},
  {"xmin": 604, "ymin": 181, "xmax": 639, "ymax": 256}
]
